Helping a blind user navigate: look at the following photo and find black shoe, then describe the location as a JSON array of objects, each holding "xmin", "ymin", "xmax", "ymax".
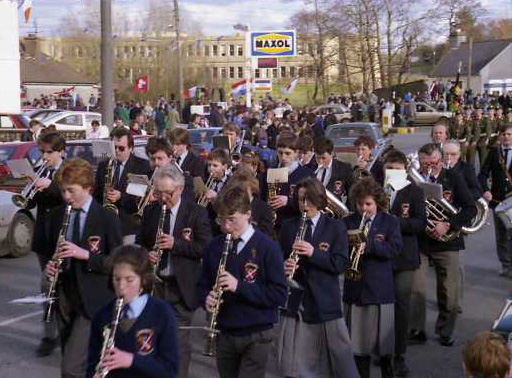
[
  {"xmin": 380, "ymin": 356, "xmax": 395, "ymax": 378},
  {"xmin": 438, "ymin": 336, "xmax": 455, "ymax": 347},
  {"xmin": 406, "ymin": 330, "xmax": 427, "ymax": 345},
  {"xmin": 36, "ymin": 337, "xmax": 58, "ymax": 357},
  {"xmin": 354, "ymin": 355, "xmax": 371, "ymax": 378},
  {"xmin": 394, "ymin": 355, "xmax": 410, "ymax": 377}
]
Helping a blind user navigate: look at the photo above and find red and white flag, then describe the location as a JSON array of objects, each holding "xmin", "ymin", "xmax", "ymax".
[{"xmin": 134, "ymin": 76, "xmax": 149, "ymax": 91}]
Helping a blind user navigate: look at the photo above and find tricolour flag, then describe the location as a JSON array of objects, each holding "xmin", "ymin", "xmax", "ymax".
[
  {"xmin": 182, "ymin": 86, "xmax": 197, "ymax": 99},
  {"xmin": 18, "ymin": 0, "xmax": 33, "ymax": 24},
  {"xmin": 134, "ymin": 76, "xmax": 149, "ymax": 91},
  {"xmin": 231, "ymin": 79, "xmax": 248, "ymax": 97},
  {"xmin": 282, "ymin": 77, "xmax": 298, "ymax": 94}
]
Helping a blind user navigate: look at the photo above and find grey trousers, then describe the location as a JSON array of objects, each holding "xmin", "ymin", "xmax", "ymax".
[
  {"xmin": 393, "ymin": 270, "xmax": 414, "ymax": 355},
  {"xmin": 493, "ymin": 209, "xmax": 512, "ymax": 269},
  {"xmin": 216, "ymin": 328, "xmax": 275, "ymax": 378},
  {"xmin": 57, "ymin": 288, "xmax": 91, "ymax": 378},
  {"xmin": 409, "ymin": 251, "xmax": 459, "ymax": 338},
  {"xmin": 155, "ymin": 279, "xmax": 193, "ymax": 378}
]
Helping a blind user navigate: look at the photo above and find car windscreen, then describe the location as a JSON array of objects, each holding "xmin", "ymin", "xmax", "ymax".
[
  {"xmin": 327, "ymin": 126, "xmax": 375, "ymax": 147},
  {"xmin": 65, "ymin": 144, "xmax": 98, "ymax": 170},
  {"xmin": 0, "ymin": 146, "xmax": 16, "ymax": 164}
]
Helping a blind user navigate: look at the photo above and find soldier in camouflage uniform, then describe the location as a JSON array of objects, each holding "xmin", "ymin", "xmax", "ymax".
[
  {"xmin": 486, "ymin": 106, "xmax": 499, "ymax": 148},
  {"xmin": 464, "ymin": 107, "xmax": 477, "ymax": 165},
  {"xmin": 452, "ymin": 111, "xmax": 468, "ymax": 161}
]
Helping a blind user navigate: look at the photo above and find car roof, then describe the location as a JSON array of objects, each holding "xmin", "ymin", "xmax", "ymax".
[{"xmin": 44, "ymin": 111, "xmax": 102, "ymax": 120}]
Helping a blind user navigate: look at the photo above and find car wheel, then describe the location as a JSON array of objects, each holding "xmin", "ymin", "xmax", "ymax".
[{"xmin": 7, "ymin": 212, "xmax": 34, "ymax": 258}]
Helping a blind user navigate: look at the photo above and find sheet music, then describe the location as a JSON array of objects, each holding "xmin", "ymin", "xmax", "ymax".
[
  {"xmin": 126, "ymin": 174, "xmax": 150, "ymax": 197},
  {"xmin": 6, "ymin": 159, "xmax": 35, "ymax": 179},
  {"xmin": 267, "ymin": 167, "xmax": 289, "ymax": 183}
]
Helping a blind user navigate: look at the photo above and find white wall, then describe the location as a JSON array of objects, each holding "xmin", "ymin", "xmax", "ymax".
[{"xmin": 0, "ymin": 2, "xmax": 20, "ymax": 114}]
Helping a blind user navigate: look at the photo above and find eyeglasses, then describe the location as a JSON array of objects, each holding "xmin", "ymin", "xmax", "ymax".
[{"xmin": 114, "ymin": 145, "xmax": 126, "ymax": 152}]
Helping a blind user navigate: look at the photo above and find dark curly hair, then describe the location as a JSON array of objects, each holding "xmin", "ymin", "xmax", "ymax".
[
  {"xmin": 349, "ymin": 177, "xmax": 388, "ymax": 212},
  {"xmin": 107, "ymin": 244, "xmax": 154, "ymax": 294}
]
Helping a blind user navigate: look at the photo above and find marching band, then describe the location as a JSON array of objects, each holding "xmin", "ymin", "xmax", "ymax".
[{"xmin": 10, "ymin": 114, "xmax": 511, "ymax": 378}]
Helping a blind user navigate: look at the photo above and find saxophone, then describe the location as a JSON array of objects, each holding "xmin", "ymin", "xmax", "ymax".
[
  {"xmin": 103, "ymin": 159, "xmax": 119, "ymax": 215},
  {"xmin": 151, "ymin": 204, "xmax": 167, "ymax": 295},
  {"xmin": 204, "ymin": 233, "xmax": 233, "ymax": 357},
  {"xmin": 94, "ymin": 297, "xmax": 124, "ymax": 378},
  {"xmin": 43, "ymin": 204, "xmax": 73, "ymax": 323}
]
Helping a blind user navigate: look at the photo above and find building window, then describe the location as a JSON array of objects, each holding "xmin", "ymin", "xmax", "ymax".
[
  {"xmin": 229, "ymin": 44, "xmax": 235, "ymax": 56},
  {"xmin": 238, "ymin": 66, "xmax": 244, "ymax": 78},
  {"xmin": 212, "ymin": 45, "xmax": 218, "ymax": 57},
  {"xmin": 204, "ymin": 67, "xmax": 210, "ymax": 79},
  {"xmin": 281, "ymin": 66, "xmax": 286, "ymax": 78},
  {"xmin": 221, "ymin": 67, "xmax": 227, "ymax": 79},
  {"xmin": 290, "ymin": 66, "xmax": 296, "ymax": 77},
  {"xmin": 123, "ymin": 46, "xmax": 129, "ymax": 59},
  {"xmin": 298, "ymin": 67, "xmax": 304, "ymax": 77},
  {"xmin": 272, "ymin": 68, "xmax": 278, "ymax": 78},
  {"xmin": 307, "ymin": 65, "xmax": 314, "ymax": 78},
  {"xmin": 139, "ymin": 46, "xmax": 145, "ymax": 58},
  {"xmin": 115, "ymin": 48, "xmax": 120, "ymax": 58},
  {"xmin": 131, "ymin": 46, "xmax": 136, "ymax": 56},
  {"xmin": 229, "ymin": 66, "xmax": 235, "ymax": 79},
  {"xmin": 187, "ymin": 44, "xmax": 194, "ymax": 57},
  {"xmin": 205, "ymin": 45, "xmax": 210, "ymax": 57},
  {"xmin": 212, "ymin": 67, "xmax": 218, "ymax": 79},
  {"xmin": 76, "ymin": 47, "xmax": 83, "ymax": 58},
  {"xmin": 255, "ymin": 69, "xmax": 260, "ymax": 78},
  {"xmin": 220, "ymin": 44, "xmax": 226, "ymax": 57},
  {"xmin": 237, "ymin": 45, "xmax": 243, "ymax": 56}
]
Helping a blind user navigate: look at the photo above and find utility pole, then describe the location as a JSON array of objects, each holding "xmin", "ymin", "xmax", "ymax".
[
  {"xmin": 100, "ymin": 0, "xmax": 114, "ymax": 128},
  {"xmin": 467, "ymin": 36, "xmax": 473, "ymax": 91},
  {"xmin": 174, "ymin": 0, "xmax": 184, "ymax": 112}
]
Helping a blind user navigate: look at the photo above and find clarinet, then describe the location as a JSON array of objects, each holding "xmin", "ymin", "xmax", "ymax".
[
  {"xmin": 43, "ymin": 204, "xmax": 73, "ymax": 323},
  {"xmin": 94, "ymin": 297, "xmax": 124, "ymax": 378},
  {"xmin": 204, "ymin": 233, "xmax": 233, "ymax": 357},
  {"xmin": 151, "ymin": 204, "xmax": 167, "ymax": 295},
  {"xmin": 286, "ymin": 209, "xmax": 308, "ymax": 287}
]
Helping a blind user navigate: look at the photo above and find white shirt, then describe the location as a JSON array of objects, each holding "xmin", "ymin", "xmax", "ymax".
[
  {"xmin": 315, "ymin": 159, "xmax": 333, "ymax": 187},
  {"xmin": 66, "ymin": 196, "xmax": 93, "ymax": 242},
  {"xmin": 502, "ymin": 146, "xmax": 512, "ymax": 167},
  {"xmin": 234, "ymin": 225, "xmax": 255, "ymax": 255},
  {"xmin": 177, "ymin": 151, "xmax": 188, "ymax": 167},
  {"xmin": 124, "ymin": 294, "xmax": 149, "ymax": 319},
  {"xmin": 306, "ymin": 211, "xmax": 322, "ymax": 237},
  {"xmin": 285, "ymin": 161, "xmax": 299, "ymax": 175},
  {"xmin": 113, "ymin": 156, "xmax": 129, "ymax": 182},
  {"xmin": 160, "ymin": 200, "xmax": 181, "ymax": 276}
]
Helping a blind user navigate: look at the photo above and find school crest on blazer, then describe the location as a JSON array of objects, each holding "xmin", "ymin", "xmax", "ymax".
[
  {"xmin": 87, "ymin": 236, "xmax": 101, "ymax": 255},
  {"xmin": 136, "ymin": 329, "xmax": 155, "ymax": 355},
  {"xmin": 289, "ymin": 184, "xmax": 296, "ymax": 198},
  {"xmin": 401, "ymin": 203, "xmax": 410, "ymax": 218},
  {"xmin": 181, "ymin": 227, "xmax": 192, "ymax": 241},
  {"xmin": 443, "ymin": 190, "xmax": 453, "ymax": 202},
  {"xmin": 332, "ymin": 180, "xmax": 343, "ymax": 196},
  {"xmin": 244, "ymin": 249, "xmax": 259, "ymax": 283},
  {"xmin": 318, "ymin": 242, "xmax": 330, "ymax": 251},
  {"xmin": 374, "ymin": 234, "xmax": 385, "ymax": 242}
]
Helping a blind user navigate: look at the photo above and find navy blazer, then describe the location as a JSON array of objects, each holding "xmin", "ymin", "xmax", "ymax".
[
  {"xmin": 390, "ymin": 184, "xmax": 426, "ymax": 271},
  {"xmin": 274, "ymin": 165, "xmax": 314, "ymax": 224},
  {"xmin": 343, "ymin": 212, "xmax": 402, "ymax": 305},
  {"xmin": 279, "ymin": 214, "xmax": 349, "ymax": 323}
]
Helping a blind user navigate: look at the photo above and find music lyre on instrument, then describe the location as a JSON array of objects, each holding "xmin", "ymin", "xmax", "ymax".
[
  {"xmin": 266, "ymin": 167, "xmax": 289, "ymax": 227},
  {"xmin": 43, "ymin": 204, "xmax": 73, "ymax": 322},
  {"xmin": 345, "ymin": 214, "xmax": 369, "ymax": 281}
]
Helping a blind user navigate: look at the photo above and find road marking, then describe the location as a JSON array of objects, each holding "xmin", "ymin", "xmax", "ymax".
[{"xmin": 0, "ymin": 310, "xmax": 43, "ymax": 327}]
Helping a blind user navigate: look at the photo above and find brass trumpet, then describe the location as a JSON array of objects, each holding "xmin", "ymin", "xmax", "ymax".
[
  {"xmin": 345, "ymin": 215, "xmax": 370, "ymax": 281},
  {"xmin": 12, "ymin": 163, "xmax": 50, "ymax": 208}
]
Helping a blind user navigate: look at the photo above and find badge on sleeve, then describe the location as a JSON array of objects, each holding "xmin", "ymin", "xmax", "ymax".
[
  {"xmin": 244, "ymin": 261, "xmax": 259, "ymax": 283},
  {"xmin": 136, "ymin": 329, "xmax": 155, "ymax": 355},
  {"xmin": 443, "ymin": 190, "xmax": 452, "ymax": 202},
  {"xmin": 374, "ymin": 234, "xmax": 385, "ymax": 242},
  {"xmin": 333, "ymin": 180, "xmax": 343, "ymax": 196},
  {"xmin": 401, "ymin": 203, "xmax": 410, "ymax": 218},
  {"xmin": 318, "ymin": 242, "xmax": 330, "ymax": 251},
  {"xmin": 181, "ymin": 227, "xmax": 192, "ymax": 241},
  {"xmin": 87, "ymin": 236, "xmax": 101, "ymax": 255}
]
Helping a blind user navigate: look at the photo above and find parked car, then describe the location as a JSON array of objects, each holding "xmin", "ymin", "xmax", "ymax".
[
  {"xmin": 314, "ymin": 104, "xmax": 352, "ymax": 122},
  {"xmin": 23, "ymin": 109, "xmax": 63, "ymax": 122},
  {"xmin": 0, "ymin": 137, "xmax": 150, "ymax": 258},
  {"xmin": 42, "ymin": 111, "xmax": 102, "ymax": 132},
  {"xmin": 325, "ymin": 122, "xmax": 392, "ymax": 164},
  {"xmin": 0, "ymin": 114, "xmax": 31, "ymax": 129},
  {"xmin": 409, "ymin": 102, "xmax": 452, "ymax": 126}
]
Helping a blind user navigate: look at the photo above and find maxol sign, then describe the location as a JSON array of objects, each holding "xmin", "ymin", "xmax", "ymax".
[{"xmin": 250, "ymin": 30, "xmax": 296, "ymax": 57}]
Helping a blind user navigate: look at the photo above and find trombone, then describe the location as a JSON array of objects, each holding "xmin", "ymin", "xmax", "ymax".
[
  {"xmin": 12, "ymin": 163, "xmax": 50, "ymax": 208},
  {"xmin": 345, "ymin": 214, "xmax": 370, "ymax": 281},
  {"xmin": 197, "ymin": 174, "xmax": 217, "ymax": 207}
]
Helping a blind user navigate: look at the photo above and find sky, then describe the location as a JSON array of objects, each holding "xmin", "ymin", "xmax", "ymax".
[
  {"xmin": 17, "ymin": 0, "xmax": 512, "ymax": 37},
  {"xmin": 17, "ymin": 0, "xmax": 308, "ymax": 36}
]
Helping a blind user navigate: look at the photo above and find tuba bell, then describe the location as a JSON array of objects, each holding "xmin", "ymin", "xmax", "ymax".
[{"xmin": 324, "ymin": 189, "xmax": 350, "ymax": 218}]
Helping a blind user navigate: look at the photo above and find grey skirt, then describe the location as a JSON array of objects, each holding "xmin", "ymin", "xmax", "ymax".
[
  {"xmin": 343, "ymin": 303, "xmax": 395, "ymax": 356},
  {"xmin": 276, "ymin": 315, "xmax": 359, "ymax": 378}
]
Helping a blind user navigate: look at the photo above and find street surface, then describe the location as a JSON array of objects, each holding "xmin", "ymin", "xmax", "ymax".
[{"xmin": 0, "ymin": 128, "xmax": 511, "ymax": 377}]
